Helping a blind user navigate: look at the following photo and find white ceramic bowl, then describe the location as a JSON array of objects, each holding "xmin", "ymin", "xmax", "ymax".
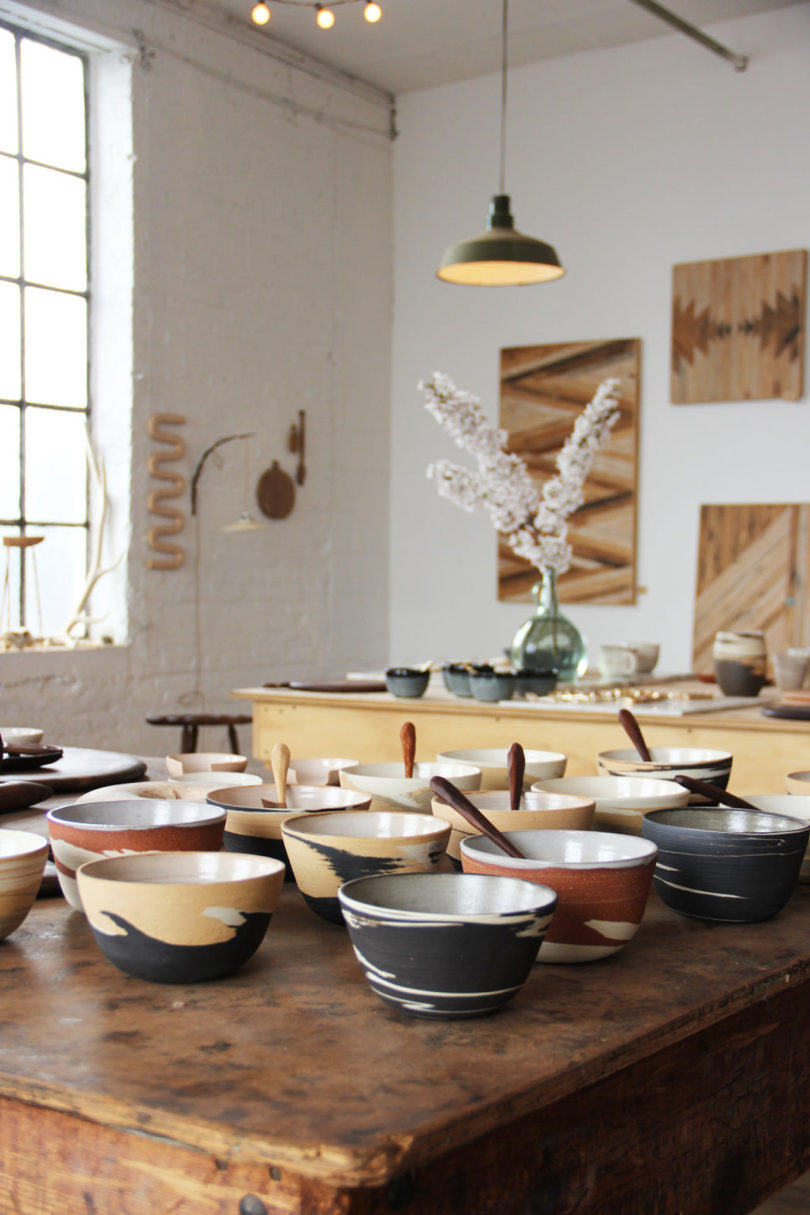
[
  {"xmin": 431, "ymin": 788, "xmax": 595, "ymax": 866},
  {"xmin": 168, "ymin": 771, "xmax": 262, "ymax": 789},
  {"xmin": 166, "ymin": 752, "xmax": 248, "ymax": 777},
  {"xmin": 596, "ymin": 747, "xmax": 732, "ymax": 801},
  {"xmin": 0, "ymin": 727, "xmax": 45, "ymax": 746},
  {"xmin": 339, "ymin": 761, "xmax": 481, "ymax": 811},
  {"xmin": 436, "ymin": 748, "xmax": 566, "ymax": 791},
  {"xmin": 288, "ymin": 757, "xmax": 359, "ymax": 786},
  {"xmin": 743, "ymin": 794, "xmax": 810, "ymax": 881},
  {"xmin": 77, "ymin": 781, "xmax": 212, "ymax": 804},
  {"xmin": 0, "ymin": 829, "xmax": 49, "ymax": 940},
  {"xmin": 531, "ymin": 776, "xmax": 690, "ymax": 834}
]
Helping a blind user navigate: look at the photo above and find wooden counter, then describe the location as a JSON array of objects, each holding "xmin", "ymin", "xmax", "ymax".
[
  {"xmin": 231, "ymin": 684, "xmax": 810, "ymax": 793},
  {"xmin": 2, "ymin": 880, "xmax": 810, "ymax": 1213}
]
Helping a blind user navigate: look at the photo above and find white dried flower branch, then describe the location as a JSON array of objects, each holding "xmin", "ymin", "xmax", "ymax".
[{"xmin": 422, "ymin": 372, "xmax": 621, "ymax": 575}]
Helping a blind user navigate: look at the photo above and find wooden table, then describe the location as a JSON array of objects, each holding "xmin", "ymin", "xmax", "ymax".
[
  {"xmin": 231, "ymin": 682, "xmax": 810, "ymax": 793},
  {"xmin": 2, "ymin": 876, "xmax": 810, "ymax": 1213}
]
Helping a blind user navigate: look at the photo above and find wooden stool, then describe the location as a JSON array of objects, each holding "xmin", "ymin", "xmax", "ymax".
[{"xmin": 145, "ymin": 713, "xmax": 252, "ymax": 754}]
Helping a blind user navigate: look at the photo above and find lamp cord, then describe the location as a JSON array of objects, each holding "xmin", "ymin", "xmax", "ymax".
[{"xmin": 499, "ymin": 0, "xmax": 508, "ymax": 195}]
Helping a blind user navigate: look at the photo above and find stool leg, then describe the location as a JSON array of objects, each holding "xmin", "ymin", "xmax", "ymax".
[
  {"xmin": 227, "ymin": 724, "xmax": 239, "ymax": 754},
  {"xmin": 182, "ymin": 723, "xmax": 198, "ymax": 753}
]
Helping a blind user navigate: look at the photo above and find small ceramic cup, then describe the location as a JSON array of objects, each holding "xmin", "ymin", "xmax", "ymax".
[
  {"xmin": 597, "ymin": 645, "xmax": 639, "ymax": 680},
  {"xmin": 712, "ymin": 630, "xmax": 767, "ymax": 697},
  {"xmin": 619, "ymin": 643, "xmax": 659, "ymax": 674},
  {"xmin": 773, "ymin": 652, "xmax": 809, "ymax": 692}
]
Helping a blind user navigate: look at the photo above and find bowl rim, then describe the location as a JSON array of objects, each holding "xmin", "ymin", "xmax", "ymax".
[
  {"xmin": 0, "ymin": 828, "xmax": 49, "ymax": 859},
  {"xmin": 437, "ymin": 747, "xmax": 566, "ymax": 767},
  {"xmin": 431, "ymin": 790, "xmax": 595, "ymax": 813},
  {"xmin": 530, "ymin": 776, "xmax": 690, "ymax": 804},
  {"xmin": 597, "ymin": 747, "xmax": 732, "ymax": 765},
  {"xmin": 46, "ymin": 800, "xmax": 227, "ymax": 830},
  {"xmin": 460, "ymin": 828, "xmax": 658, "ymax": 868},
  {"xmin": 206, "ymin": 784, "xmax": 373, "ymax": 811},
  {"xmin": 76, "ymin": 849, "xmax": 285, "ymax": 885},
  {"xmin": 337, "ymin": 870, "xmax": 558, "ymax": 918},
  {"xmin": 642, "ymin": 807, "xmax": 810, "ymax": 837},
  {"xmin": 341, "ymin": 761, "xmax": 481, "ymax": 781},
  {"xmin": 281, "ymin": 809, "xmax": 451, "ymax": 841}
]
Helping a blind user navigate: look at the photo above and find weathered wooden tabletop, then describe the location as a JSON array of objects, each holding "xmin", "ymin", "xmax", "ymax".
[{"xmin": 1, "ymin": 876, "xmax": 809, "ymax": 1214}]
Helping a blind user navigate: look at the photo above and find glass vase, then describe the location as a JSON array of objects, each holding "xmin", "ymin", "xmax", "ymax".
[{"xmin": 509, "ymin": 566, "xmax": 587, "ymax": 681}]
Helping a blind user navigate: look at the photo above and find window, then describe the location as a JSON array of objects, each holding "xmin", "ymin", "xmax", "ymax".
[{"xmin": 0, "ymin": 20, "xmax": 91, "ymax": 641}]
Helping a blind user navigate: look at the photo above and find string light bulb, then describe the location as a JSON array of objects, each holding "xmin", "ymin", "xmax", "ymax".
[
  {"xmin": 363, "ymin": 1, "xmax": 382, "ymax": 21},
  {"xmin": 251, "ymin": 1, "xmax": 271, "ymax": 23},
  {"xmin": 315, "ymin": 5, "xmax": 335, "ymax": 28}
]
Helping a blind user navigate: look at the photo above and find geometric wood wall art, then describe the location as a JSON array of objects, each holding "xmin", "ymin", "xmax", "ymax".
[
  {"xmin": 498, "ymin": 338, "xmax": 640, "ymax": 606},
  {"xmin": 692, "ymin": 503, "xmax": 810, "ymax": 674},
  {"xmin": 672, "ymin": 250, "xmax": 807, "ymax": 404}
]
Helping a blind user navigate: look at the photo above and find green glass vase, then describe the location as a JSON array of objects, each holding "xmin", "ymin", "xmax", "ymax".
[{"xmin": 509, "ymin": 566, "xmax": 587, "ymax": 681}]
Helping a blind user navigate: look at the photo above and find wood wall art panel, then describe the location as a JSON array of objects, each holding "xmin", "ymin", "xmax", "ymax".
[
  {"xmin": 672, "ymin": 250, "xmax": 807, "ymax": 404},
  {"xmin": 692, "ymin": 503, "xmax": 810, "ymax": 674},
  {"xmin": 498, "ymin": 338, "xmax": 640, "ymax": 605}
]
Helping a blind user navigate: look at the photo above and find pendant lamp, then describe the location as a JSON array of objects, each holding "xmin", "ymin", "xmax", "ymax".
[{"xmin": 436, "ymin": 0, "xmax": 564, "ymax": 287}]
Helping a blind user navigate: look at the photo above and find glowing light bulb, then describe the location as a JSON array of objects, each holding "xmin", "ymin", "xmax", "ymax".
[
  {"xmin": 251, "ymin": 1, "xmax": 271, "ymax": 24},
  {"xmin": 315, "ymin": 5, "xmax": 335, "ymax": 28},
  {"xmin": 364, "ymin": 1, "xmax": 382, "ymax": 22}
]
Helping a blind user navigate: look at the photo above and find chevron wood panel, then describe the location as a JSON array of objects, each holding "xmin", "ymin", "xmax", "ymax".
[
  {"xmin": 692, "ymin": 503, "xmax": 810, "ymax": 674},
  {"xmin": 497, "ymin": 338, "xmax": 640, "ymax": 605},
  {"xmin": 672, "ymin": 250, "xmax": 807, "ymax": 404}
]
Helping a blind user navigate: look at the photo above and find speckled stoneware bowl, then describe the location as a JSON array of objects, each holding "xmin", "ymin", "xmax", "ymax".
[
  {"xmin": 431, "ymin": 789, "xmax": 595, "ymax": 868},
  {"xmin": 46, "ymin": 800, "xmax": 227, "ymax": 912},
  {"xmin": 338, "ymin": 871, "xmax": 557, "ymax": 1019},
  {"xmin": 77, "ymin": 781, "xmax": 211, "ymax": 804},
  {"xmin": 436, "ymin": 748, "xmax": 566, "ymax": 791},
  {"xmin": 281, "ymin": 810, "xmax": 451, "ymax": 924},
  {"xmin": 288, "ymin": 758, "xmax": 358, "ymax": 787},
  {"xmin": 531, "ymin": 776, "xmax": 690, "ymax": 834},
  {"xmin": 596, "ymin": 747, "xmax": 732, "ymax": 801},
  {"xmin": 165, "ymin": 752, "xmax": 248, "ymax": 777},
  {"xmin": 786, "ymin": 770, "xmax": 810, "ymax": 796},
  {"xmin": 460, "ymin": 829, "xmax": 657, "ymax": 964},
  {"xmin": 77, "ymin": 851, "xmax": 285, "ymax": 983},
  {"xmin": 642, "ymin": 807, "xmax": 810, "ymax": 922},
  {"xmin": 739, "ymin": 795, "xmax": 810, "ymax": 881},
  {"xmin": 0, "ymin": 829, "xmax": 49, "ymax": 940},
  {"xmin": 339, "ymin": 762, "xmax": 481, "ymax": 812},
  {"xmin": 206, "ymin": 784, "xmax": 372, "ymax": 876}
]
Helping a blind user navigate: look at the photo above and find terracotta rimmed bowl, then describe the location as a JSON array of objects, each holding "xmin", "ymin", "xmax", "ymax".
[
  {"xmin": 338, "ymin": 871, "xmax": 558, "ymax": 1019},
  {"xmin": 0, "ymin": 829, "xmax": 49, "ymax": 940},
  {"xmin": 460, "ymin": 829, "xmax": 657, "ymax": 964},
  {"xmin": 431, "ymin": 790, "xmax": 595, "ymax": 868},
  {"xmin": 77, "ymin": 781, "xmax": 212, "ymax": 804},
  {"xmin": 165, "ymin": 753, "xmax": 248, "ymax": 777},
  {"xmin": 642, "ymin": 807, "xmax": 810, "ymax": 922},
  {"xmin": 738, "ymin": 795, "xmax": 810, "ymax": 881},
  {"xmin": 596, "ymin": 747, "xmax": 732, "ymax": 801},
  {"xmin": 436, "ymin": 748, "xmax": 566, "ymax": 791},
  {"xmin": 205, "ymin": 784, "xmax": 372, "ymax": 876},
  {"xmin": 339, "ymin": 762, "xmax": 481, "ymax": 812},
  {"xmin": 281, "ymin": 810, "xmax": 451, "ymax": 924},
  {"xmin": 288, "ymin": 758, "xmax": 359, "ymax": 787},
  {"xmin": 786, "ymin": 771, "xmax": 810, "ymax": 796},
  {"xmin": 0, "ymin": 727, "xmax": 44, "ymax": 746},
  {"xmin": 77, "ymin": 851, "xmax": 285, "ymax": 983},
  {"xmin": 531, "ymin": 776, "xmax": 690, "ymax": 834},
  {"xmin": 46, "ymin": 800, "xmax": 227, "ymax": 912}
]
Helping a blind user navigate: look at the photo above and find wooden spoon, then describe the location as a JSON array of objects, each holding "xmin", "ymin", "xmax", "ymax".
[
  {"xmin": 507, "ymin": 742, "xmax": 525, "ymax": 810},
  {"xmin": 270, "ymin": 742, "xmax": 291, "ymax": 808},
  {"xmin": 400, "ymin": 721, "xmax": 416, "ymax": 779},
  {"xmin": 673, "ymin": 774, "xmax": 760, "ymax": 811},
  {"xmin": 618, "ymin": 707, "xmax": 653, "ymax": 763},
  {"xmin": 430, "ymin": 776, "xmax": 526, "ymax": 860}
]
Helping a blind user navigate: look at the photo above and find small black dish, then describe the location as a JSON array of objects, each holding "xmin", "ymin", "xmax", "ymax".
[
  {"xmin": 0, "ymin": 744, "xmax": 63, "ymax": 771},
  {"xmin": 385, "ymin": 667, "xmax": 430, "ymax": 698},
  {"xmin": 469, "ymin": 671, "xmax": 517, "ymax": 702},
  {"xmin": 515, "ymin": 668, "xmax": 558, "ymax": 697}
]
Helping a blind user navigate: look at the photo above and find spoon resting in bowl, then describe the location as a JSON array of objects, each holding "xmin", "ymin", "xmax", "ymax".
[
  {"xmin": 507, "ymin": 742, "xmax": 525, "ymax": 810},
  {"xmin": 430, "ymin": 776, "xmax": 526, "ymax": 860},
  {"xmin": 618, "ymin": 707, "xmax": 653, "ymax": 763},
  {"xmin": 673, "ymin": 774, "xmax": 759, "ymax": 811}
]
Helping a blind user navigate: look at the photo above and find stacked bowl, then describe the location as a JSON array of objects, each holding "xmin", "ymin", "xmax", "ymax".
[{"xmin": 431, "ymin": 789, "xmax": 595, "ymax": 868}]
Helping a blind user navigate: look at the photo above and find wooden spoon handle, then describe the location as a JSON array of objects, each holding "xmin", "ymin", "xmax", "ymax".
[
  {"xmin": 618, "ymin": 707, "xmax": 652, "ymax": 763},
  {"xmin": 507, "ymin": 742, "xmax": 525, "ymax": 810},
  {"xmin": 400, "ymin": 721, "xmax": 416, "ymax": 779},
  {"xmin": 673, "ymin": 774, "xmax": 758, "ymax": 810},
  {"xmin": 430, "ymin": 776, "xmax": 525, "ymax": 860},
  {"xmin": 270, "ymin": 742, "xmax": 291, "ymax": 808}
]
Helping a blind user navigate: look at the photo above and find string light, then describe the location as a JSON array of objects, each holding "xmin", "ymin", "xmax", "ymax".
[
  {"xmin": 364, "ymin": 2, "xmax": 382, "ymax": 21},
  {"xmin": 315, "ymin": 5, "xmax": 335, "ymax": 28},
  {"xmin": 250, "ymin": 0, "xmax": 383, "ymax": 29},
  {"xmin": 251, "ymin": 1, "xmax": 271, "ymax": 23}
]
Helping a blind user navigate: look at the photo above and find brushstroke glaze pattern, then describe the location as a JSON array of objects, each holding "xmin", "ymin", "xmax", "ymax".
[
  {"xmin": 597, "ymin": 748, "xmax": 732, "ymax": 803},
  {"xmin": 0, "ymin": 830, "xmax": 49, "ymax": 940}
]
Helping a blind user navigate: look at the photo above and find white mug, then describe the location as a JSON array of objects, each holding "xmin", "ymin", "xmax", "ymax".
[{"xmin": 598, "ymin": 645, "xmax": 639, "ymax": 679}]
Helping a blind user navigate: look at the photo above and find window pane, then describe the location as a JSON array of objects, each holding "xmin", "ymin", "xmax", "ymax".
[
  {"xmin": 20, "ymin": 39, "xmax": 85, "ymax": 172},
  {"xmin": 0, "ymin": 154, "xmax": 20, "ymax": 278},
  {"xmin": 24, "ymin": 525, "xmax": 86, "ymax": 639},
  {"xmin": 0, "ymin": 404, "xmax": 21, "ymax": 519},
  {"xmin": 24, "ymin": 286, "xmax": 87, "ymax": 407},
  {"xmin": 0, "ymin": 527, "xmax": 23, "ymax": 634},
  {"xmin": 0, "ymin": 29, "xmax": 17, "ymax": 155},
  {"xmin": 25, "ymin": 406, "xmax": 87, "ymax": 523},
  {"xmin": 23, "ymin": 163, "xmax": 86, "ymax": 290},
  {"xmin": 0, "ymin": 281, "xmax": 21, "ymax": 400}
]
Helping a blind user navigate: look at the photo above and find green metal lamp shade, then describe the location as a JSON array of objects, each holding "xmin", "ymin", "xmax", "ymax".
[{"xmin": 436, "ymin": 194, "xmax": 565, "ymax": 286}]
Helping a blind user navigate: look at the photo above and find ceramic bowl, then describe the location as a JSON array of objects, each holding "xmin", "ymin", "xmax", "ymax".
[
  {"xmin": 469, "ymin": 671, "xmax": 517, "ymax": 702},
  {"xmin": 441, "ymin": 663, "xmax": 493, "ymax": 698},
  {"xmin": 738, "ymin": 795, "xmax": 810, "ymax": 881},
  {"xmin": 641, "ymin": 807, "xmax": 809, "ymax": 923},
  {"xmin": 531, "ymin": 776, "xmax": 690, "ymax": 834},
  {"xmin": 46, "ymin": 800, "xmax": 227, "ymax": 912},
  {"xmin": 281, "ymin": 810, "xmax": 451, "ymax": 923},
  {"xmin": 288, "ymin": 757, "xmax": 358, "ymax": 787},
  {"xmin": 0, "ymin": 829, "xmax": 49, "ymax": 940},
  {"xmin": 0, "ymin": 727, "xmax": 44, "ymax": 746},
  {"xmin": 460, "ymin": 829, "xmax": 657, "ymax": 964},
  {"xmin": 437, "ymin": 748, "xmax": 567, "ymax": 791},
  {"xmin": 431, "ymin": 789, "xmax": 595, "ymax": 867},
  {"xmin": 514, "ymin": 669, "xmax": 558, "ymax": 697},
  {"xmin": 339, "ymin": 761, "xmax": 481, "ymax": 812},
  {"xmin": 385, "ymin": 668, "xmax": 430, "ymax": 698},
  {"xmin": 76, "ymin": 781, "xmax": 212, "ymax": 804},
  {"xmin": 338, "ymin": 871, "xmax": 558, "ymax": 1019},
  {"xmin": 168, "ymin": 771, "xmax": 261, "ymax": 789},
  {"xmin": 205, "ymin": 784, "xmax": 372, "ymax": 875},
  {"xmin": 786, "ymin": 770, "xmax": 810, "ymax": 796},
  {"xmin": 77, "ymin": 851, "xmax": 285, "ymax": 983},
  {"xmin": 596, "ymin": 747, "xmax": 732, "ymax": 801},
  {"xmin": 165, "ymin": 752, "xmax": 248, "ymax": 777}
]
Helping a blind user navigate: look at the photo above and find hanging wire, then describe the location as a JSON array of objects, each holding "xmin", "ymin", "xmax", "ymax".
[{"xmin": 499, "ymin": 0, "xmax": 508, "ymax": 195}]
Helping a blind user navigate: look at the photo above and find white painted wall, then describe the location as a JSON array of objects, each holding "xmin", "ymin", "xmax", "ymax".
[
  {"xmin": 1, "ymin": 0, "xmax": 392, "ymax": 753},
  {"xmin": 390, "ymin": 6, "xmax": 810, "ymax": 677}
]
